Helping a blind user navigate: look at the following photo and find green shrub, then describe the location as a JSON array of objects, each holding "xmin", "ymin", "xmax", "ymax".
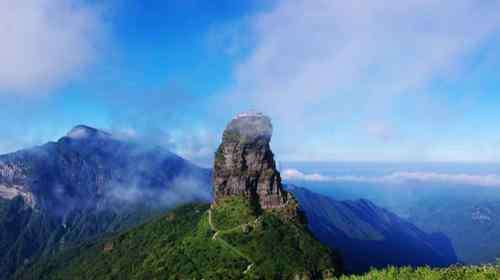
[{"xmin": 338, "ymin": 265, "xmax": 500, "ymax": 280}]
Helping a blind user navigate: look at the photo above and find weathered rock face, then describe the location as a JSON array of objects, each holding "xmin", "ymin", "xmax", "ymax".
[{"xmin": 213, "ymin": 112, "xmax": 302, "ymax": 221}]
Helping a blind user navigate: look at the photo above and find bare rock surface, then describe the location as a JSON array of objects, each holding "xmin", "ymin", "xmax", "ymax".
[{"xmin": 213, "ymin": 112, "xmax": 303, "ymax": 221}]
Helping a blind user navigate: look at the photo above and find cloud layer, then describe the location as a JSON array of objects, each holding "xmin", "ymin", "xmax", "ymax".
[
  {"xmin": 282, "ymin": 168, "xmax": 500, "ymax": 188},
  {"xmin": 0, "ymin": 1, "xmax": 107, "ymax": 94}
]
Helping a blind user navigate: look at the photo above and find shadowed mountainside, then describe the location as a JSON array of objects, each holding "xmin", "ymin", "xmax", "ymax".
[
  {"xmin": 0, "ymin": 125, "xmax": 211, "ymax": 279},
  {"xmin": 288, "ymin": 185, "xmax": 458, "ymax": 273}
]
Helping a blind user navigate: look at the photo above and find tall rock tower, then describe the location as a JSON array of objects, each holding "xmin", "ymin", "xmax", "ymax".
[{"xmin": 213, "ymin": 112, "xmax": 303, "ymax": 221}]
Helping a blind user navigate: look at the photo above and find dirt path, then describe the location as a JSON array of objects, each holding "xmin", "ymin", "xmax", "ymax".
[
  {"xmin": 207, "ymin": 209, "xmax": 255, "ymax": 275},
  {"xmin": 243, "ymin": 264, "xmax": 254, "ymax": 274},
  {"xmin": 208, "ymin": 208, "xmax": 216, "ymax": 231}
]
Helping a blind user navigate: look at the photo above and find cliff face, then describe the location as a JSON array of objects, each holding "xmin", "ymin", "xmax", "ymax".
[{"xmin": 213, "ymin": 113, "xmax": 302, "ymax": 221}]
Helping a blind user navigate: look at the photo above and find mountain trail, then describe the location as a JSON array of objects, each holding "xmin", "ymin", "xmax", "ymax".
[{"xmin": 207, "ymin": 209, "xmax": 255, "ymax": 275}]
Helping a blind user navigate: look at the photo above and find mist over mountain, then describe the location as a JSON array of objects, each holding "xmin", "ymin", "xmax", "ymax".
[
  {"xmin": 19, "ymin": 113, "xmax": 343, "ymax": 279},
  {"xmin": 0, "ymin": 125, "xmax": 211, "ymax": 278},
  {"xmin": 4, "ymin": 116, "xmax": 468, "ymax": 279},
  {"xmin": 1, "ymin": 122, "xmax": 470, "ymax": 279}
]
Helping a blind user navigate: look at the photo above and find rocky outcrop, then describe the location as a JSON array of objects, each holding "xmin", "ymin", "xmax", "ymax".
[
  {"xmin": 0, "ymin": 158, "xmax": 36, "ymax": 207},
  {"xmin": 213, "ymin": 112, "xmax": 303, "ymax": 221}
]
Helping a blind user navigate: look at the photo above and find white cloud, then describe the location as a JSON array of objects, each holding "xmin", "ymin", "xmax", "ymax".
[
  {"xmin": 283, "ymin": 168, "xmax": 500, "ymax": 188},
  {"xmin": 109, "ymin": 126, "xmax": 216, "ymax": 167},
  {"xmin": 111, "ymin": 127, "xmax": 139, "ymax": 141},
  {"xmin": 234, "ymin": 1, "xmax": 500, "ymax": 113},
  {"xmin": 281, "ymin": 168, "xmax": 332, "ymax": 181},
  {"xmin": 226, "ymin": 0, "xmax": 500, "ymax": 160},
  {"xmin": 105, "ymin": 175, "xmax": 211, "ymax": 207},
  {"xmin": 381, "ymin": 172, "xmax": 500, "ymax": 187},
  {"xmin": 169, "ymin": 129, "xmax": 216, "ymax": 166},
  {"xmin": 66, "ymin": 127, "xmax": 91, "ymax": 139},
  {"xmin": 0, "ymin": 0, "xmax": 107, "ymax": 94}
]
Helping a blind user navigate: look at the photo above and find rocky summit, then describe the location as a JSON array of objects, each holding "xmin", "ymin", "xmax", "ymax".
[{"xmin": 213, "ymin": 112, "xmax": 302, "ymax": 221}]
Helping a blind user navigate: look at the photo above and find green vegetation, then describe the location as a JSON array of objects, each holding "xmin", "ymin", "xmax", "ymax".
[
  {"xmin": 19, "ymin": 204, "xmax": 250, "ymax": 279},
  {"xmin": 218, "ymin": 213, "xmax": 338, "ymax": 279},
  {"xmin": 338, "ymin": 266, "xmax": 500, "ymax": 280},
  {"xmin": 0, "ymin": 194, "xmax": 172, "ymax": 279},
  {"xmin": 209, "ymin": 196, "xmax": 339, "ymax": 279},
  {"xmin": 16, "ymin": 198, "xmax": 500, "ymax": 280},
  {"xmin": 20, "ymin": 200, "xmax": 341, "ymax": 279},
  {"xmin": 211, "ymin": 196, "xmax": 258, "ymax": 230}
]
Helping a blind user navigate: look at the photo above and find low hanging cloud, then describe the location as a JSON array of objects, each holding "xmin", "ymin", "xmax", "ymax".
[
  {"xmin": 105, "ymin": 175, "xmax": 212, "ymax": 208},
  {"xmin": 106, "ymin": 84, "xmax": 218, "ymax": 167},
  {"xmin": 109, "ymin": 125, "xmax": 216, "ymax": 167},
  {"xmin": 282, "ymin": 168, "xmax": 500, "ymax": 188},
  {"xmin": 0, "ymin": 1, "xmax": 107, "ymax": 94}
]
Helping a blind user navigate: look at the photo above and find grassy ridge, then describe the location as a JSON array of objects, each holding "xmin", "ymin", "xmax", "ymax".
[
  {"xmin": 19, "ymin": 204, "xmax": 249, "ymax": 279},
  {"xmin": 339, "ymin": 266, "xmax": 500, "ymax": 280},
  {"xmin": 17, "ymin": 199, "xmax": 500, "ymax": 279},
  {"xmin": 211, "ymin": 196, "xmax": 258, "ymax": 231},
  {"xmin": 210, "ymin": 196, "xmax": 341, "ymax": 279},
  {"xmin": 20, "ymin": 199, "xmax": 341, "ymax": 279}
]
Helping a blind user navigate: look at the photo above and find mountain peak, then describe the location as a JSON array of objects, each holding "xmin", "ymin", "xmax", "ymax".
[
  {"xmin": 66, "ymin": 125, "xmax": 111, "ymax": 140},
  {"xmin": 213, "ymin": 112, "xmax": 303, "ymax": 222},
  {"xmin": 224, "ymin": 112, "xmax": 272, "ymax": 144}
]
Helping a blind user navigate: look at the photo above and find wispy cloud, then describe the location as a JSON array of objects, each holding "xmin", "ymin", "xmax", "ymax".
[
  {"xmin": 106, "ymin": 175, "xmax": 212, "ymax": 207},
  {"xmin": 334, "ymin": 172, "xmax": 500, "ymax": 188},
  {"xmin": 281, "ymin": 168, "xmax": 332, "ymax": 182},
  {"xmin": 0, "ymin": 0, "xmax": 108, "ymax": 94},
  {"xmin": 222, "ymin": 0, "xmax": 500, "ymax": 161},
  {"xmin": 233, "ymin": 0, "xmax": 500, "ymax": 116},
  {"xmin": 282, "ymin": 168, "xmax": 500, "ymax": 187},
  {"xmin": 109, "ymin": 125, "xmax": 216, "ymax": 167}
]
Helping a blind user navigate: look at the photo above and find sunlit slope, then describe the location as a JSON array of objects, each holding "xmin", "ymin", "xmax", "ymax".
[{"xmin": 21, "ymin": 199, "xmax": 341, "ymax": 279}]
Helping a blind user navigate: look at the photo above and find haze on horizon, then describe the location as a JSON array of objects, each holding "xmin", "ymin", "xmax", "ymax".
[{"xmin": 1, "ymin": 0, "xmax": 500, "ymax": 165}]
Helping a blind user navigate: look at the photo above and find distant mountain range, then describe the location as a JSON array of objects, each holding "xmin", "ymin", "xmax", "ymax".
[
  {"xmin": 288, "ymin": 186, "xmax": 457, "ymax": 273},
  {"xmin": 408, "ymin": 199, "xmax": 500, "ymax": 265},
  {"xmin": 286, "ymin": 172, "xmax": 500, "ymax": 265},
  {"xmin": 0, "ymin": 125, "xmax": 458, "ymax": 278}
]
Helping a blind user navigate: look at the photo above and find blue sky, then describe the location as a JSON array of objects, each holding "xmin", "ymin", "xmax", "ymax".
[{"xmin": 1, "ymin": 0, "xmax": 500, "ymax": 165}]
